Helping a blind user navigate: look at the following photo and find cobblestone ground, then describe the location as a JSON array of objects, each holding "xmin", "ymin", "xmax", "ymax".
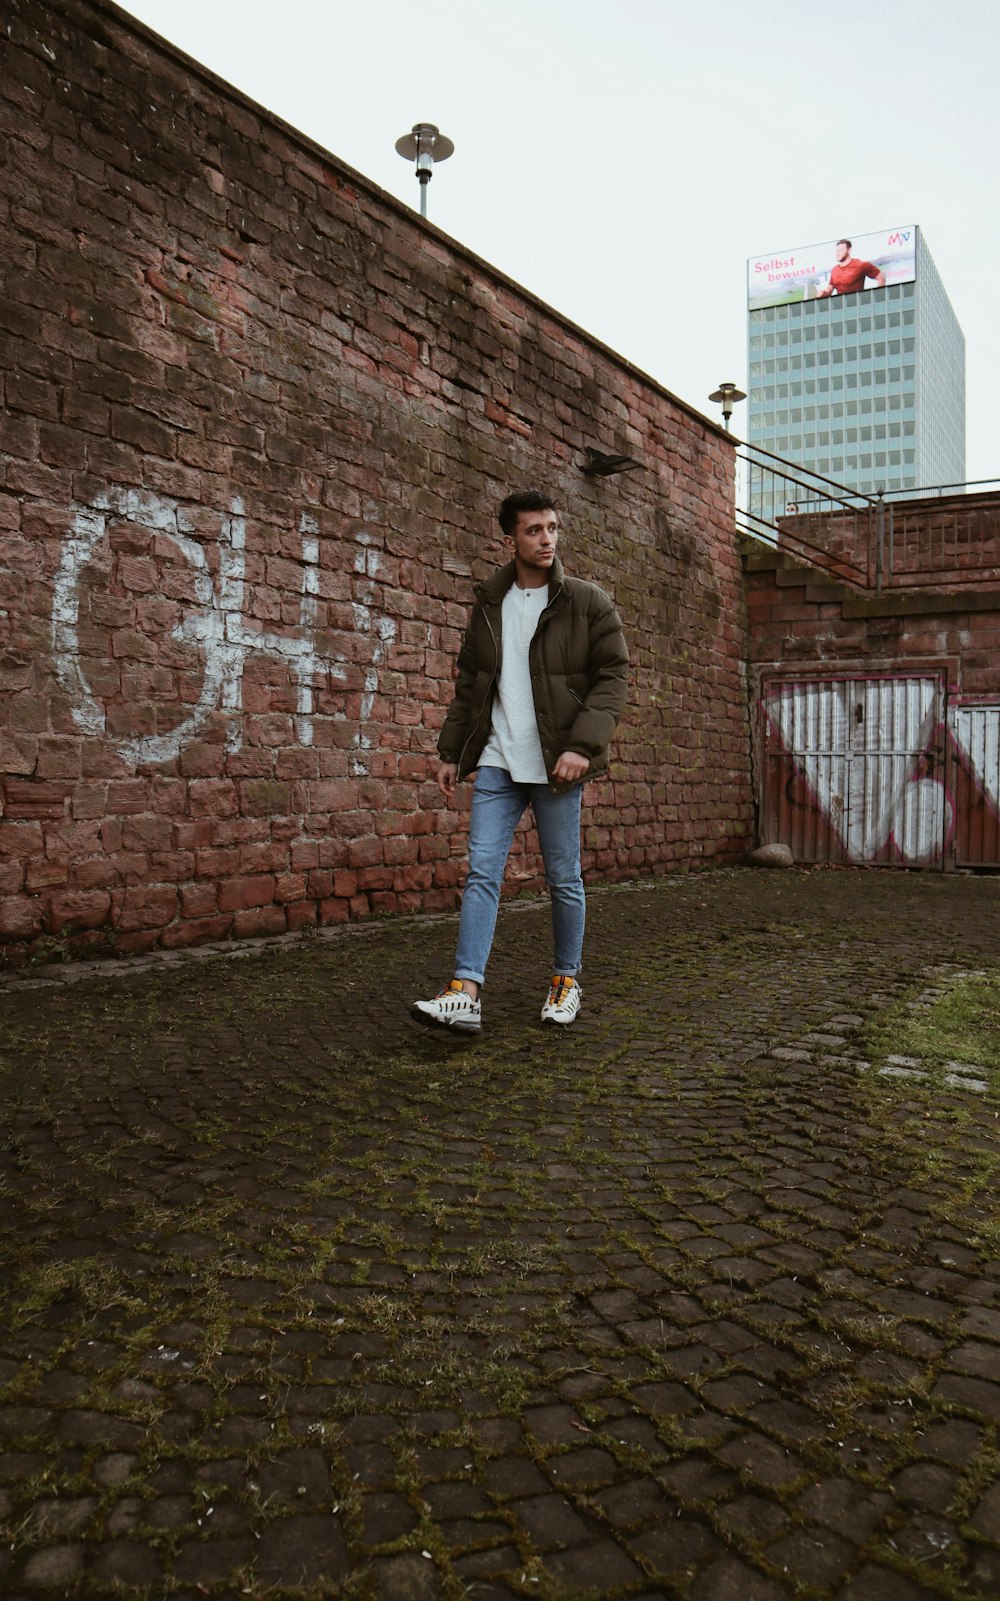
[{"xmin": 1, "ymin": 868, "xmax": 1000, "ymax": 1601}]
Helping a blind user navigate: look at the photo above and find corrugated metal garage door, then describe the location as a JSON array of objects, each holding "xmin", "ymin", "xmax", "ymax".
[
  {"xmin": 951, "ymin": 702, "xmax": 1000, "ymax": 867},
  {"xmin": 761, "ymin": 676, "xmax": 948, "ymax": 867}
]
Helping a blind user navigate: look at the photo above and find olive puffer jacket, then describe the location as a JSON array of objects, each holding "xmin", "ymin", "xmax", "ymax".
[{"xmin": 437, "ymin": 556, "xmax": 629, "ymax": 785}]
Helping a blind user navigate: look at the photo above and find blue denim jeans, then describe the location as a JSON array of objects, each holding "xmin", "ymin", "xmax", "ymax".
[{"xmin": 454, "ymin": 766, "xmax": 585, "ymax": 986}]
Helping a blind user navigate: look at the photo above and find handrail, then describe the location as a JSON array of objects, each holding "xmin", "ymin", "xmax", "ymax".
[
  {"xmin": 736, "ymin": 444, "xmax": 876, "ymax": 588},
  {"xmin": 738, "ymin": 442, "xmax": 880, "ymax": 510},
  {"xmin": 737, "ymin": 444, "xmax": 1000, "ymax": 593},
  {"xmin": 881, "ymin": 476, "xmax": 1000, "ymax": 501}
]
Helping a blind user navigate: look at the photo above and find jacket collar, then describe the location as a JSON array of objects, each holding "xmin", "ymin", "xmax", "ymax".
[{"xmin": 477, "ymin": 554, "xmax": 565, "ymax": 606}]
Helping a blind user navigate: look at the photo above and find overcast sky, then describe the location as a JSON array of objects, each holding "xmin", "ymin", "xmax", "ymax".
[{"xmin": 119, "ymin": 0, "xmax": 999, "ymax": 483}]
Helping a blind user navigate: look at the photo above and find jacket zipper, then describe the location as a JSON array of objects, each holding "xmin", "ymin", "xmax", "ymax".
[{"xmin": 456, "ymin": 603, "xmax": 500, "ymax": 775}]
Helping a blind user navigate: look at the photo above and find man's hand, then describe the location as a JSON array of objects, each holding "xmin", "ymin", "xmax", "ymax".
[
  {"xmin": 551, "ymin": 751, "xmax": 589, "ymax": 786},
  {"xmin": 436, "ymin": 761, "xmax": 458, "ymax": 800}
]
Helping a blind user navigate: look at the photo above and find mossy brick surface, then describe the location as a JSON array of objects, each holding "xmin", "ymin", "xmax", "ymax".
[{"xmin": 1, "ymin": 868, "xmax": 1000, "ymax": 1595}]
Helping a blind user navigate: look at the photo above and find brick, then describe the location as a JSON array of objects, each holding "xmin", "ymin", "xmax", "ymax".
[
  {"xmin": 0, "ymin": 895, "xmax": 45, "ymax": 938},
  {"xmin": 218, "ymin": 875, "xmax": 276, "ymax": 913},
  {"xmin": 161, "ymin": 914, "xmax": 231, "ymax": 948},
  {"xmin": 286, "ymin": 899, "xmax": 317, "ymax": 930},
  {"xmin": 46, "ymin": 891, "xmax": 111, "ymax": 931},
  {"xmin": 179, "ymin": 743, "xmax": 227, "ymax": 778},
  {"xmin": 113, "ymin": 885, "xmax": 179, "ymax": 933},
  {"xmin": 187, "ymin": 782, "xmax": 239, "ymax": 820},
  {"xmin": 2, "ymin": 780, "xmax": 69, "ymax": 820},
  {"xmin": 121, "ymin": 815, "xmax": 173, "ymax": 851},
  {"xmin": 0, "ymin": 860, "xmax": 24, "ymax": 895},
  {"xmin": 0, "ymin": 734, "xmax": 38, "ymax": 777},
  {"xmin": 240, "ymin": 780, "xmax": 291, "ymax": 816},
  {"xmin": 180, "ymin": 882, "xmax": 218, "ymax": 917},
  {"xmin": 26, "ymin": 860, "xmax": 69, "ymax": 891}
]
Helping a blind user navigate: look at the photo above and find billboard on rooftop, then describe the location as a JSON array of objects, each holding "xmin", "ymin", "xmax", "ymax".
[{"xmin": 748, "ymin": 225, "xmax": 917, "ymax": 312}]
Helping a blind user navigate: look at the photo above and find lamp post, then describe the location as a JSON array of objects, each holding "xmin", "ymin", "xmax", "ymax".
[
  {"xmin": 709, "ymin": 382, "xmax": 747, "ymax": 432},
  {"xmin": 395, "ymin": 122, "xmax": 454, "ymax": 219}
]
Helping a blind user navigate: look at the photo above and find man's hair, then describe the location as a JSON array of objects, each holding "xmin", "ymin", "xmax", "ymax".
[
  {"xmin": 837, "ymin": 238, "xmax": 852, "ymax": 250},
  {"xmin": 498, "ymin": 489, "xmax": 558, "ymax": 537}
]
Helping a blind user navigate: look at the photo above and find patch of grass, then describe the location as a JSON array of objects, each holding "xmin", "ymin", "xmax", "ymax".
[
  {"xmin": 464, "ymin": 1239, "xmax": 552, "ymax": 1280},
  {"xmin": 866, "ymin": 969, "xmax": 1000, "ymax": 1087},
  {"xmin": 856, "ymin": 968, "xmax": 1000, "ymax": 1263},
  {"xmin": 8, "ymin": 1258, "xmax": 150, "ymax": 1332}
]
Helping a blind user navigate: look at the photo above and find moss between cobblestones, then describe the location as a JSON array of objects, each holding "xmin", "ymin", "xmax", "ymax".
[
  {"xmin": 859, "ymin": 971, "xmax": 1000, "ymax": 1259},
  {"xmin": 2, "ymin": 872, "xmax": 1000, "ymax": 1598}
]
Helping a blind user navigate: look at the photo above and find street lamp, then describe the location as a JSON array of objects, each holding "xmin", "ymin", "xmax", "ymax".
[
  {"xmin": 395, "ymin": 122, "xmax": 454, "ymax": 219},
  {"xmin": 709, "ymin": 382, "xmax": 747, "ymax": 432}
]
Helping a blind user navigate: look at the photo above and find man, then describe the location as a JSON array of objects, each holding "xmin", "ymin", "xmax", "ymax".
[
  {"xmin": 817, "ymin": 239, "xmax": 886, "ymax": 297},
  {"xmin": 411, "ymin": 490, "xmax": 628, "ymax": 1033}
]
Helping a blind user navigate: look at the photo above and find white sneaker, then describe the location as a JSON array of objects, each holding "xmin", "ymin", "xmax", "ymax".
[
  {"xmin": 541, "ymin": 975, "xmax": 581, "ymax": 1026},
  {"xmin": 411, "ymin": 979, "xmax": 482, "ymax": 1034}
]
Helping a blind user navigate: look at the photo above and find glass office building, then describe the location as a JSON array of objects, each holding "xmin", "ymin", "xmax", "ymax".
[{"xmin": 747, "ymin": 227, "xmax": 965, "ymax": 496}]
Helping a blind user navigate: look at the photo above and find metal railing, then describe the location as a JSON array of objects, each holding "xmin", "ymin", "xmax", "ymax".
[
  {"xmin": 881, "ymin": 476, "xmax": 1000, "ymax": 501},
  {"xmin": 736, "ymin": 443, "xmax": 879, "ymax": 588},
  {"xmin": 886, "ymin": 488, "xmax": 1000, "ymax": 588},
  {"xmin": 737, "ymin": 447, "xmax": 1000, "ymax": 594}
]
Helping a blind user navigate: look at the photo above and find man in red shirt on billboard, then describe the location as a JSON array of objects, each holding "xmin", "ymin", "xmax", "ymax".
[{"xmin": 817, "ymin": 239, "xmax": 886, "ymax": 297}]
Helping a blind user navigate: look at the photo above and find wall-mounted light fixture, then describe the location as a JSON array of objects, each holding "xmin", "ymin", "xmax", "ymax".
[
  {"xmin": 708, "ymin": 382, "xmax": 747, "ymax": 432},
  {"xmin": 582, "ymin": 448, "xmax": 642, "ymax": 477},
  {"xmin": 395, "ymin": 122, "xmax": 454, "ymax": 219}
]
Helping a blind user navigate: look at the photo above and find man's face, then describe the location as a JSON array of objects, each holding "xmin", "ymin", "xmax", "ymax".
[
  {"xmin": 835, "ymin": 241, "xmax": 850, "ymax": 263},
  {"xmin": 508, "ymin": 507, "xmax": 559, "ymax": 572}
]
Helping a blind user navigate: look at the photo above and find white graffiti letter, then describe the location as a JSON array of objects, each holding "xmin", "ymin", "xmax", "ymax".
[
  {"xmin": 52, "ymin": 488, "xmax": 396, "ymax": 770},
  {"xmin": 52, "ymin": 488, "xmax": 223, "ymax": 765}
]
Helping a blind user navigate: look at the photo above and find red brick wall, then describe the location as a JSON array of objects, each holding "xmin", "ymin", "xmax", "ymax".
[
  {"xmin": 0, "ymin": 0, "xmax": 752, "ymax": 957},
  {"xmin": 745, "ymin": 548, "xmax": 1000, "ymax": 696}
]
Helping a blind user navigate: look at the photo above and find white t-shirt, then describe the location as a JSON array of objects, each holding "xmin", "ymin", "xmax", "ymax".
[{"xmin": 479, "ymin": 582, "xmax": 549, "ymax": 783}]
